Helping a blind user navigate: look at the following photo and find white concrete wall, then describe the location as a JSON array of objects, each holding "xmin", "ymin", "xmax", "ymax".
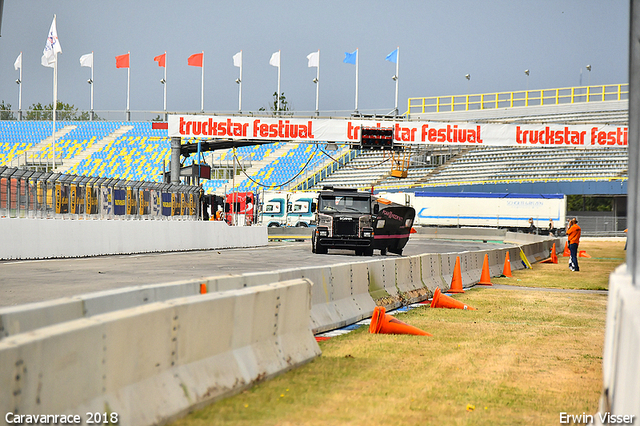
[
  {"xmin": 0, "ymin": 279, "xmax": 320, "ymax": 426},
  {"xmin": 0, "ymin": 218, "xmax": 267, "ymax": 260}
]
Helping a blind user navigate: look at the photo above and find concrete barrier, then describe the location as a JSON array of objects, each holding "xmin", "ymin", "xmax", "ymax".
[
  {"xmin": 600, "ymin": 264, "xmax": 640, "ymax": 420},
  {"xmin": 0, "ymin": 219, "xmax": 268, "ymax": 260},
  {"xmin": 0, "ymin": 279, "xmax": 320, "ymax": 426},
  {"xmin": 1, "ymin": 235, "xmax": 561, "ymax": 339}
]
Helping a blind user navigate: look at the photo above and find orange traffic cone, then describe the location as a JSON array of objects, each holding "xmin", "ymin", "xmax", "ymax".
[
  {"xmin": 200, "ymin": 283, "xmax": 207, "ymax": 294},
  {"xmin": 369, "ymin": 306, "xmax": 432, "ymax": 336},
  {"xmin": 541, "ymin": 243, "xmax": 558, "ymax": 264},
  {"xmin": 477, "ymin": 253, "xmax": 494, "ymax": 285},
  {"xmin": 502, "ymin": 252, "xmax": 512, "ymax": 277},
  {"xmin": 579, "ymin": 250, "xmax": 591, "ymax": 258},
  {"xmin": 449, "ymin": 256, "xmax": 464, "ymax": 293},
  {"xmin": 563, "ymin": 242, "xmax": 570, "ymax": 257},
  {"xmin": 430, "ymin": 288, "xmax": 476, "ymax": 310}
]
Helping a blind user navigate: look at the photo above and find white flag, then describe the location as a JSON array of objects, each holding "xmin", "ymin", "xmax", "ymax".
[
  {"xmin": 41, "ymin": 16, "xmax": 62, "ymax": 68},
  {"xmin": 307, "ymin": 51, "xmax": 319, "ymax": 68},
  {"xmin": 233, "ymin": 51, "xmax": 242, "ymax": 68},
  {"xmin": 14, "ymin": 52, "xmax": 22, "ymax": 71},
  {"xmin": 79, "ymin": 52, "xmax": 93, "ymax": 68},
  {"xmin": 269, "ymin": 50, "xmax": 280, "ymax": 68}
]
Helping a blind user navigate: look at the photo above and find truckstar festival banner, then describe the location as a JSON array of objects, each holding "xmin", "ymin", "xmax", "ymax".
[{"xmin": 167, "ymin": 115, "xmax": 628, "ymax": 148}]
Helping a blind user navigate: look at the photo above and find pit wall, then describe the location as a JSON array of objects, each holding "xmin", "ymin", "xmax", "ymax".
[
  {"xmin": 0, "ymin": 219, "xmax": 268, "ymax": 260},
  {"xmin": 1, "ymin": 235, "xmax": 563, "ymax": 338},
  {"xmin": 0, "ymin": 279, "xmax": 320, "ymax": 426}
]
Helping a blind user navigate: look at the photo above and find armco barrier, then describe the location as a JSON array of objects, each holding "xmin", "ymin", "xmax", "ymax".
[
  {"xmin": 1, "ymin": 235, "xmax": 563, "ymax": 339},
  {"xmin": 0, "ymin": 218, "xmax": 267, "ymax": 260},
  {"xmin": 0, "ymin": 279, "xmax": 320, "ymax": 426}
]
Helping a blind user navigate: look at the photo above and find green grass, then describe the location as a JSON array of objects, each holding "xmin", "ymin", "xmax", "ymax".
[
  {"xmin": 170, "ymin": 240, "xmax": 624, "ymax": 426},
  {"xmin": 495, "ymin": 240, "xmax": 625, "ymax": 290}
]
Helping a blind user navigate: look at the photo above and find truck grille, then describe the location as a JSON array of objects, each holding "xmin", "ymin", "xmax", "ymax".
[{"xmin": 334, "ymin": 221, "xmax": 357, "ymax": 236}]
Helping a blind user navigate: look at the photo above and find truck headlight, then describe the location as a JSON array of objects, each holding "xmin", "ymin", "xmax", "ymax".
[
  {"xmin": 318, "ymin": 227, "xmax": 329, "ymax": 237},
  {"xmin": 362, "ymin": 227, "xmax": 373, "ymax": 238}
]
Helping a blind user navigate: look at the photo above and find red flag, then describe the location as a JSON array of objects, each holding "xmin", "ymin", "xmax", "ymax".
[
  {"xmin": 188, "ymin": 52, "xmax": 203, "ymax": 67},
  {"xmin": 115, "ymin": 53, "xmax": 130, "ymax": 69},
  {"xmin": 154, "ymin": 53, "xmax": 166, "ymax": 67}
]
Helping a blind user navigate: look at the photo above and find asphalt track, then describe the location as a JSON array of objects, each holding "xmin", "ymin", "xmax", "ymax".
[{"xmin": 0, "ymin": 236, "xmax": 507, "ymax": 307}]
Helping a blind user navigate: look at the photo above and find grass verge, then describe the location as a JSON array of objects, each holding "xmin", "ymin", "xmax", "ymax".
[
  {"xmin": 171, "ymin": 241, "xmax": 622, "ymax": 426},
  {"xmin": 494, "ymin": 240, "xmax": 625, "ymax": 291}
]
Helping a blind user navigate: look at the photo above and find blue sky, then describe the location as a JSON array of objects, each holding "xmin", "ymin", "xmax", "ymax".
[{"xmin": 0, "ymin": 0, "xmax": 629, "ymax": 116}]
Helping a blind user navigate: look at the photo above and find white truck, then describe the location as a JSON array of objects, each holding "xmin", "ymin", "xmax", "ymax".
[
  {"xmin": 260, "ymin": 191, "xmax": 289, "ymax": 227},
  {"xmin": 260, "ymin": 191, "xmax": 318, "ymax": 228},
  {"xmin": 286, "ymin": 192, "xmax": 317, "ymax": 227},
  {"xmin": 377, "ymin": 191, "xmax": 566, "ymax": 233}
]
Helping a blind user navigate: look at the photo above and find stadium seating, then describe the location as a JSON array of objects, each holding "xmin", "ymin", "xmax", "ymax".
[{"xmin": 0, "ymin": 90, "xmax": 629, "ymax": 196}]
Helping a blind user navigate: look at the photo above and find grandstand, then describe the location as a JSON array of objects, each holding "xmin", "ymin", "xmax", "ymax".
[{"xmin": 0, "ymin": 83, "xmax": 629, "ymax": 204}]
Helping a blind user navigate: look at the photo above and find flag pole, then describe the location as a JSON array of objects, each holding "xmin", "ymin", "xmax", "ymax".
[
  {"xmin": 394, "ymin": 46, "xmax": 399, "ymax": 116},
  {"xmin": 90, "ymin": 51, "xmax": 94, "ymax": 121},
  {"xmin": 163, "ymin": 51, "xmax": 167, "ymax": 120},
  {"xmin": 126, "ymin": 51, "xmax": 130, "ymax": 121},
  {"xmin": 355, "ymin": 48, "xmax": 359, "ymax": 113},
  {"xmin": 277, "ymin": 50, "xmax": 281, "ymax": 113},
  {"xmin": 52, "ymin": 16, "xmax": 58, "ymax": 170},
  {"xmin": 315, "ymin": 50, "xmax": 320, "ymax": 116},
  {"xmin": 18, "ymin": 52, "xmax": 22, "ymax": 121},
  {"xmin": 238, "ymin": 52, "xmax": 243, "ymax": 113},
  {"xmin": 200, "ymin": 51, "xmax": 204, "ymax": 113}
]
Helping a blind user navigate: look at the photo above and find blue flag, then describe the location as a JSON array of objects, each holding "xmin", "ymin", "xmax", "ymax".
[
  {"xmin": 385, "ymin": 48, "xmax": 398, "ymax": 64},
  {"xmin": 343, "ymin": 50, "xmax": 357, "ymax": 65}
]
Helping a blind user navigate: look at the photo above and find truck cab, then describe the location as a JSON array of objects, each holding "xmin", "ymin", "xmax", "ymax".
[
  {"xmin": 312, "ymin": 187, "xmax": 375, "ymax": 256},
  {"xmin": 286, "ymin": 192, "xmax": 317, "ymax": 227},
  {"xmin": 261, "ymin": 191, "xmax": 289, "ymax": 227}
]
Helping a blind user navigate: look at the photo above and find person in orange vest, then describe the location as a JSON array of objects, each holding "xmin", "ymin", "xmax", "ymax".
[{"xmin": 566, "ymin": 217, "xmax": 581, "ymax": 271}]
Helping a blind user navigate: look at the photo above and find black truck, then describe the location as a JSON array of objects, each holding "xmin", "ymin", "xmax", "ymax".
[
  {"xmin": 311, "ymin": 187, "xmax": 416, "ymax": 256},
  {"xmin": 312, "ymin": 187, "xmax": 375, "ymax": 255}
]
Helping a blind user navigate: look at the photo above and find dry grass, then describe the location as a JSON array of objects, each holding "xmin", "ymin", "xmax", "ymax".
[
  {"xmin": 494, "ymin": 240, "xmax": 626, "ymax": 290},
  {"xmin": 171, "ymin": 240, "xmax": 622, "ymax": 426}
]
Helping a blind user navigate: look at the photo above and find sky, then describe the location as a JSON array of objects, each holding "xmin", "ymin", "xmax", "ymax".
[{"xmin": 0, "ymin": 0, "xmax": 630, "ymax": 117}]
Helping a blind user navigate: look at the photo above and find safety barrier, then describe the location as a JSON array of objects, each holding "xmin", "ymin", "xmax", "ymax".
[
  {"xmin": 0, "ymin": 279, "xmax": 320, "ymax": 426},
  {"xmin": 1, "ymin": 234, "xmax": 562, "ymax": 339},
  {"xmin": 0, "ymin": 219, "xmax": 267, "ymax": 260},
  {"xmin": 600, "ymin": 265, "xmax": 639, "ymax": 417},
  {"xmin": 0, "ymin": 165, "xmax": 201, "ymax": 220}
]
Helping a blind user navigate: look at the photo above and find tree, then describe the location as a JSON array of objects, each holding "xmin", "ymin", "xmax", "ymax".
[
  {"xmin": 25, "ymin": 101, "xmax": 98, "ymax": 121},
  {"xmin": 259, "ymin": 92, "xmax": 293, "ymax": 115},
  {"xmin": 0, "ymin": 100, "xmax": 15, "ymax": 120}
]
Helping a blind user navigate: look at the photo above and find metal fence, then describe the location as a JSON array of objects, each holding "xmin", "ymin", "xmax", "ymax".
[
  {"xmin": 570, "ymin": 213, "xmax": 627, "ymax": 237},
  {"xmin": 0, "ymin": 166, "xmax": 201, "ymax": 220}
]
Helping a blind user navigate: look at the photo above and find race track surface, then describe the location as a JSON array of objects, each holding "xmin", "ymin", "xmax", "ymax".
[{"xmin": 0, "ymin": 237, "xmax": 507, "ymax": 307}]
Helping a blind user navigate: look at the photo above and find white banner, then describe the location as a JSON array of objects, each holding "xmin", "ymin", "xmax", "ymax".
[{"xmin": 167, "ymin": 115, "xmax": 628, "ymax": 148}]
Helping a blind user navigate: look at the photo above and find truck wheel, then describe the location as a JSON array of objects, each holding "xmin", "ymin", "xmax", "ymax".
[
  {"xmin": 296, "ymin": 222, "xmax": 308, "ymax": 227},
  {"xmin": 268, "ymin": 223, "xmax": 279, "ymax": 227},
  {"xmin": 365, "ymin": 248, "xmax": 374, "ymax": 256},
  {"xmin": 380, "ymin": 247, "xmax": 387, "ymax": 256}
]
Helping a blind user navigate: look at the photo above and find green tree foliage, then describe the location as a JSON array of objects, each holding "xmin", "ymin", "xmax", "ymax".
[
  {"xmin": 0, "ymin": 100, "xmax": 15, "ymax": 120},
  {"xmin": 567, "ymin": 195, "xmax": 613, "ymax": 212},
  {"xmin": 25, "ymin": 101, "xmax": 98, "ymax": 121},
  {"xmin": 259, "ymin": 92, "xmax": 292, "ymax": 115}
]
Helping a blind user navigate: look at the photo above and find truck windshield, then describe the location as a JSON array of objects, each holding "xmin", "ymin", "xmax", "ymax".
[{"xmin": 319, "ymin": 196, "xmax": 370, "ymax": 214}]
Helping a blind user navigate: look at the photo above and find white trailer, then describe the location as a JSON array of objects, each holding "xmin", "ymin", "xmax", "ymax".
[{"xmin": 377, "ymin": 192, "xmax": 566, "ymax": 231}]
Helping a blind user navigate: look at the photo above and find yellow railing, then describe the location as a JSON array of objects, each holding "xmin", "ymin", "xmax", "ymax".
[{"xmin": 406, "ymin": 84, "xmax": 628, "ymax": 115}]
